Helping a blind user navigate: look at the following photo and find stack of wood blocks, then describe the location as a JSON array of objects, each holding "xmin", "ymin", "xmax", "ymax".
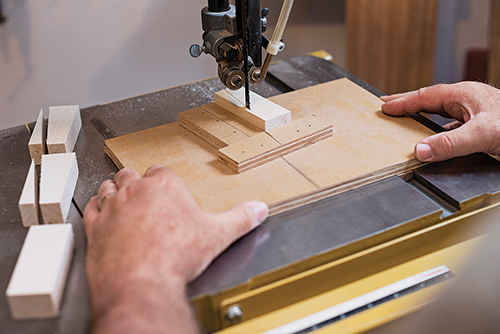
[
  {"xmin": 7, "ymin": 105, "xmax": 81, "ymax": 320},
  {"xmin": 20, "ymin": 105, "xmax": 81, "ymax": 226},
  {"xmin": 179, "ymin": 88, "xmax": 333, "ymax": 173}
]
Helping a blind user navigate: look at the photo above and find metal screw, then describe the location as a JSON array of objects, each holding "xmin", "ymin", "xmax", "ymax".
[
  {"xmin": 189, "ymin": 44, "xmax": 206, "ymax": 58},
  {"xmin": 278, "ymin": 41, "xmax": 285, "ymax": 52},
  {"xmin": 225, "ymin": 305, "xmax": 243, "ymax": 324}
]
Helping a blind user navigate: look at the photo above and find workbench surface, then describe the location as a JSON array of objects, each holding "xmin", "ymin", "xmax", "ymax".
[{"xmin": 2, "ymin": 55, "xmax": 500, "ymax": 333}]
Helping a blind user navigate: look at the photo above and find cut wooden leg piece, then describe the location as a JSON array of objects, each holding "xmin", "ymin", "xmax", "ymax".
[
  {"xmin": 219, "ymin": 115, "xmax": 333, "ymax": 173},
  {"xmin": 47, "ymin": 105, "xmax": 81, "ymax": 154},
  {"xmin": 18, "ymin": 160, "xmax": 39, "ymax": 227},
  {"xmin": 214, "ymin": 88, "xmax": 291, "ymax": 131},
  {"xmin": 6, "ymin": 224, "xmax": 74, "ymax": 320},
  {"xmin": 28, "ymin": 109, "xmax": 46, "ymax": 165},
  {"xmin": 39, "ymin": 153, "xmax": 79, "ymax": 224}
]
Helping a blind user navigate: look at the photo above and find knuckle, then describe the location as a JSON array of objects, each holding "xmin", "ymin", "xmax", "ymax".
[
  {"xmin": 439, "ymin": 133, "xmax": 454, "ymax": 157},
  {"xmin": 417, "ymin": 87, "xmax": 427, "ymax": 99},
  {"xmin": 234, "ymin": 206, "xmax": 254, "ymax": 232}
]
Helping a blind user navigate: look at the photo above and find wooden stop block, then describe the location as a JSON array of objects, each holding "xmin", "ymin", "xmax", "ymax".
[{"xmin": 6, "ymin": 224, "xmax": 74, "ymax": 320}]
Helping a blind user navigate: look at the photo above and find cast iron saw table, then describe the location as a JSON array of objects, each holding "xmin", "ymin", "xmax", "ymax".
[{"xmin": 2, "ymin": 55, "xmax": 500, "ymax": 333}]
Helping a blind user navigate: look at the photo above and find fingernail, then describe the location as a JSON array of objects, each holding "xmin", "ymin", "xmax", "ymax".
[
  {"xmin": 249, "ymin": 201, "xmax": 269, "ymax": 227},
  {"xmin": 416, "ymin": 143, "xmax": 434, "ymax": 161},
  {"xmin": 380, "ymin": 96, "xmax": 389, "ymax": 102}
]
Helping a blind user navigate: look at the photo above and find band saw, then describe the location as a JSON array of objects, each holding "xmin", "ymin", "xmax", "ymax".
[{"xmin": 2, "ymin": 1, "xmax": 500, "ymax": 333}]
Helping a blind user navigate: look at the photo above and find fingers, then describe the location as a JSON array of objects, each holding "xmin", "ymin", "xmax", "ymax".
[
  {"xmin": 114, "ymin": 169, "xmax": 141, "ymax": 188},
  {"xmin": 83, "ymin": 196, "xmax": 100, "ymax": 242},
  {"xmin": 84, "ymin": 196, "xmax": 100, "ymax": 223},
  {"xmin": 382, "ymin": 86, "xmax": 438, "ymax": 116},
  {"xmin": 443, "ymin": 120, "xmax": 463, "ymax": 131},
  {"xmin": 96, "ymin": 180, "xmax": 118, "ymax": 211},
  {"xmin": 381, "ymin": 83, "xmax": 472, "ymax": 120},
  {"xmin": 382, "ymin": 82, "xmax": 496, "ymax": 122},
  {"xmin": 414, "ymin": 118, "xmax": 490, "ymax": 162},
  {"xmin": 97, "ymin": 180, "xmax": 118, "ymax": 199},
  {"xmin": 380, "ymin": 91, "xmax": 415, "ymax": 103},
  {"xmin": 144, "ymin": 164, "xmax": 169, "ymax": 177},
  {"xmin": 211, "ymin": 201, "xmax": 268, "ymax": 248}
]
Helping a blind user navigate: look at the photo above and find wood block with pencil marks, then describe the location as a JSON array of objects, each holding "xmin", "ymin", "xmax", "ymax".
[
  {"xmin": 214, "ymin": 88, "xmax": 291, "ymax": 131},
  {"xmin": 219, "ymin": 115, "xmax": 333, "ymax": 173}
]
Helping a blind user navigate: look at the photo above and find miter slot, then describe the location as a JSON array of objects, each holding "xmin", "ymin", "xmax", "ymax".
[
  {"xmin": 405, "ymin": 178, "xmax": 460, "ymax": 218},
  {"xmin": 413, "ymin": 153, "xmax": 500, "ymax": 211}
]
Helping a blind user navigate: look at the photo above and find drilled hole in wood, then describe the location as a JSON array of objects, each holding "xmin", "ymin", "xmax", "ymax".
[
  {"xmin": 233, "ymin": 131, "xmax": 236, "ymax": 133},
  {"xmin": 309, "ymin": 124, "xmax": 311, "ymax": 127},
  {"xmin": 216, "ymin": 120, "xmax": 219, "ymax": 122},
  {"xmin": 297, "ymin": 130, "xmax": 299, "ymax": 132}
]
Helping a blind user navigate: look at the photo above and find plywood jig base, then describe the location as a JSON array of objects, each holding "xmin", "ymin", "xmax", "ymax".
[{"xmin": 104, "ymin": 78, "xmax": 434, "ymax": 215}]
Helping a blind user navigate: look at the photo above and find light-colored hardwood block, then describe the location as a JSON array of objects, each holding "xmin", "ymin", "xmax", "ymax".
[
  {"xmin": 39, "ymin": 153, "xmax": 79, "ymax": 224},
  {"xmin": 47, "ymin": 105, "xmax": 81, "ymax": 154},
  {"xmin": 6, "ymin": 224, "xmax": 74, "ymax": 320},
  {"xmin": 214, "ymin": 89, "xmax": 291, "ymax": 131},
  {"xmin": 200, "ymin": 103, "xmax": 262, "ymax": 136},
  {"xmin": 18, "ymin": 160, "xmax": 39, "ymax": 227},
  {"xmin": 28, "ymin": 109, "xmax": 46, "ymax": 165}
]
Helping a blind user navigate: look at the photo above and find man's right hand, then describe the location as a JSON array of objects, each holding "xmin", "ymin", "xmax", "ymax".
[{"xmin": 381, "ymin": 81, "xmax": 500, "ymax": 162}]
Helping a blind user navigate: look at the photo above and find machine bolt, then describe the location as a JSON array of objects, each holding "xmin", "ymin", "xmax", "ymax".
[
  {"xmin": 230, "ymin": 75, "xmax": 242, "ymax": 87},
  {"xmin": 189, "ymin": 44, "xmax": 206, "ymax": 58},
  {"xmin": 225, "ymin": 305, "xmax": 243, "ymax": 324},
  {"xmin": 261, "ymin": 8, "xmax": 269, "ymax": 32},
  {"xmin": 249, "ymin": 67, "xmax": 264, "ymax": 84},
  {"xmin": 278, "ymin": 41, "xmax": 285, "ymax": 52}
]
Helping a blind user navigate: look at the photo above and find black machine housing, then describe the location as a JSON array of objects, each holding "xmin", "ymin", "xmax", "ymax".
[{"xmin": 190, "ymin": 0, "xmax": 268, "ymax": 90}]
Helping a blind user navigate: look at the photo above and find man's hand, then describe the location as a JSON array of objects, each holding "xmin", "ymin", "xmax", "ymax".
[
  {"xmin": 83, "ymin": 165, "xmax": 268, "ymax": 334},
  {"xmin": 381, "ymin": 81, "xmax": 500, "ymax": 162}
]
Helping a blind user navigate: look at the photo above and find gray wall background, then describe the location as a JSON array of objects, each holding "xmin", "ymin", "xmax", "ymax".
[{"xmin": 0, "ymin": 0, "xmax": 490, "ymax": 130}]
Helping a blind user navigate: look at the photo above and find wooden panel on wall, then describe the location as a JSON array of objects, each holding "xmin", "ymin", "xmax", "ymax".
[
  {"xmin": 346, "ymin": 0, "xmax": 438, "ymax": 94},
  {"xmin": 489, "ymin": 0, "xmax": 500, "ymax": 85}
]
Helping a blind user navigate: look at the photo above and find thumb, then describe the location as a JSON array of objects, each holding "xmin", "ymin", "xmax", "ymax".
[
  {"xmin": 212, "ymin": 201, "xmax": 269, "ymax": 246},
  {"xmin": 186, "ymin": 201, "xmax": 269, "ymax": 282},
  {"xmin": 414, "ymin": 121, "xmax": 487, "ymax": 162}
]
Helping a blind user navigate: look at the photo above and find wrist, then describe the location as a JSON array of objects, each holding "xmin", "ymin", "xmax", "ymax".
[{"xmin": 90, "ymin": 266, "xmax": 196, "ymax": 334}]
